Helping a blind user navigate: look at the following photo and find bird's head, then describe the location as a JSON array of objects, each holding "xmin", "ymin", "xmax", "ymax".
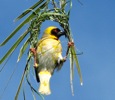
[{"xmin": 42, "ymin": 26, "xmax": 66, "ymax": 39}]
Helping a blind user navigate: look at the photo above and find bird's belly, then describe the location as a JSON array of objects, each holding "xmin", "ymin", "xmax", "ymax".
[{"xmin": 37, "ymin": 39, "xmax": 62, "ymax": 73}]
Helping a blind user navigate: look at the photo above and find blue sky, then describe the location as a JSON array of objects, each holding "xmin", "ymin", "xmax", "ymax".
[{"xmin": 0, "ymin": 0, "xmax": 115, "ymax": 100}]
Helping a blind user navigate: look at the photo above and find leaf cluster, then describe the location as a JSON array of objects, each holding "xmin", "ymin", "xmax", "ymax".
[{"xmin": 0, "ymin": 0, "xmax": 83, "ymax": 99}]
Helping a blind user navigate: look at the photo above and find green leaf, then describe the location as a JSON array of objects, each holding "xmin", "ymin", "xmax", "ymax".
[
  {"xmin": 23, "ymin": 88, "xmax": 26, "ymax": 100},
  {"xmin": 17, "ymin": 38, "xmax": 30, "ymax": 62},
  {"xmin": 42, "ymin": 12, "xmax": 67, "ymax": 17},
  {"xmin": 26, "ymin": 72, "xmax": 44, "ymax": 100},
  {"xmin": 60, "ymin": 0, "xmax": 66, "ymax": 8},
  {"xmin": 15, "ymin": 57, "xmax": 31, "ymax": 100},
  {"xmin": 0, "ymin": 22, "xmax": 28, "ymax": 47},
  {"xmin": 15, "ymin": 69, "xmax": 25, "ymax": 100},
  {"xmin": 15, "ymin": 0, "xmax": 45, "ymax": 21},
  {"xmin": 0, "ymin": 65, "xmax": 17, "ymax": 99},
  {"xmin": 68, "ymin": 0, "xmax": 72, "ymax": 16},
  {"xmin": 69, "ymin": 47, "xmax": 74, "ymax": 96},
  {"xmin": 0, "ymin": 30, "xmax": 29, "ymax": 64},
  {"xmin": 0, "ymin": 2, "xmax": 47, "ymax": 47},
  {"xmin": 71, "ymin": 46, "xmax": 83, "ymax": 85}
]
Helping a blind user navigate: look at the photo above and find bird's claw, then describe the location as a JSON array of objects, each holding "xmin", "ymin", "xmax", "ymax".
[
  {"xmin": 68, "ymin": 42, "xmax": 74, "ymax": 47},
  {"xmin": 63, "ymin": 56, "xmax": 67, "ymax": 62},
  {"xmin": 30, "ymin": 48, "xmax": 36, "ymax": 55},
  {"xmin": 30, "ymin": 48, "xmax": 38, "ymax": 68}
]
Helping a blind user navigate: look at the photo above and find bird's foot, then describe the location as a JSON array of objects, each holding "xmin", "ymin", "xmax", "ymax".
[
  {"xmin": 62, "ymin": 56, "xmax": 67, "ymax": 62},
  {"xmin": 30, "ymin": 48, "xmax": 38, "ymax": 68},
  {"xmin": 68, "ymin": 42, "xmax": 74, "ymax": 47},
  {"xmin": 30, "ymin": 48, "xmax": 36, "ymax": 55}
]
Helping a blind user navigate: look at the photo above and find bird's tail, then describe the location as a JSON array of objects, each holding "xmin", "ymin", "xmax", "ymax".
[{"xmin": 38, "ymin": 70, "xmax": 51, "ymax": 95}]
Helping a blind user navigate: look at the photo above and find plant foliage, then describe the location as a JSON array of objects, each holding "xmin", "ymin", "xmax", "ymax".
[{"xmin": 0, "ymin": 0, "xmax": 83, "ymax": 99}]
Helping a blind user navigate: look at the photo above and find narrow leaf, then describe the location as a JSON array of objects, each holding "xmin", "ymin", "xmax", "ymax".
[
  {"xmin": 0, "ymin": 22, "xmax": 28, "ymax": 47},
  {"xmin": 69, "ymin": 47, "xmax": 74, "ymax": 96},
  {"xmin": 0, "ymin": 64, "xmax": 17, "ymax": 99},
  {"xmin": 15, "ymin": 0, "xmax": 45, "ymax": 21},
  {"xmin": 17, "ymin": 38, "xmax": 30, "ymax": 62},
  {"xmin": 0, "ymin": 30, "xmax": 29, "ymax": 64},
  {"xmin": 26, "ymin": 76, "xmax": 44, "ymax": 100},
  {"xmin": 60, "ymin": 0, "xmax": 66, "ymax": 8},
  {"xmin": 71, "ymin": 46, "xmax": 83, "ymax": 85},
  {"xmin": 23, "ymin": 89, "xmax": 26, "ymax": 100},
  {"xmin": 68, "ymin": 0, "xmax": 72, "ymax": 16},
  {"xmin": 15, "ymin": 69, "xmax": 25, "ymax": 100},
  {"xmin": 0, "ymin": 2, "xmax": 47, "ymax": 47},
  {"xmin": 15, "ymin": 57, "xmax": 30, "ymax": 100}
]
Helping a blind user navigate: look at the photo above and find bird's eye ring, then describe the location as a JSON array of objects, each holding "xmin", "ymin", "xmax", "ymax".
[{"xmin": 51, "ymin": 28, "xmax": 60, "ymax": 34}]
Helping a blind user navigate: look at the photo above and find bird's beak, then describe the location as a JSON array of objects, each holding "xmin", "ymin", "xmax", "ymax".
[{"xmin": 58, "ymin": 31, "xmax": 66, "ymax": 38}]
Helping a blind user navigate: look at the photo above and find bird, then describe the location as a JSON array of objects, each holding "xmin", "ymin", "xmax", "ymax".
[{"xmin": 30, "ymin": 26, "xmax": 66, "ymax": 95}]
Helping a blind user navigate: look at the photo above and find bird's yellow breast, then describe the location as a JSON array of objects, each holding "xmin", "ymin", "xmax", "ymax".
[{"xmin": 37, "ymin": 38, "xmax": 62, "ymax": 56}]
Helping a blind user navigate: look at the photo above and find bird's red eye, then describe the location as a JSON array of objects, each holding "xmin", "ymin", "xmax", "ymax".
[
  {"xmin": 55, "ymin": 28, "xmax": 60, "ymax": 32},
  {"xmin": 51, "ymin": 28, "xmax": 62, "ymax": 38},
  {"xmin": 54, "ymin": 29, "xmax": 58, "ymax": 33},
  {"xmin": 51, "ymin": 28, "xmax": 60, "ymax": 34}
]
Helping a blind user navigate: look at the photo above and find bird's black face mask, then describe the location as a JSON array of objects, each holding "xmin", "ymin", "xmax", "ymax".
[{"xmin": 51, "ymin": 28, "xmax": 66, "ymax": 39}]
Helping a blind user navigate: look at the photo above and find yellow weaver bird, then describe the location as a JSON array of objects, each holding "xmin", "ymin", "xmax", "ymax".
[{"xmin": 30, "ymin": 26, "xmax": 66, "ymax": 95}]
